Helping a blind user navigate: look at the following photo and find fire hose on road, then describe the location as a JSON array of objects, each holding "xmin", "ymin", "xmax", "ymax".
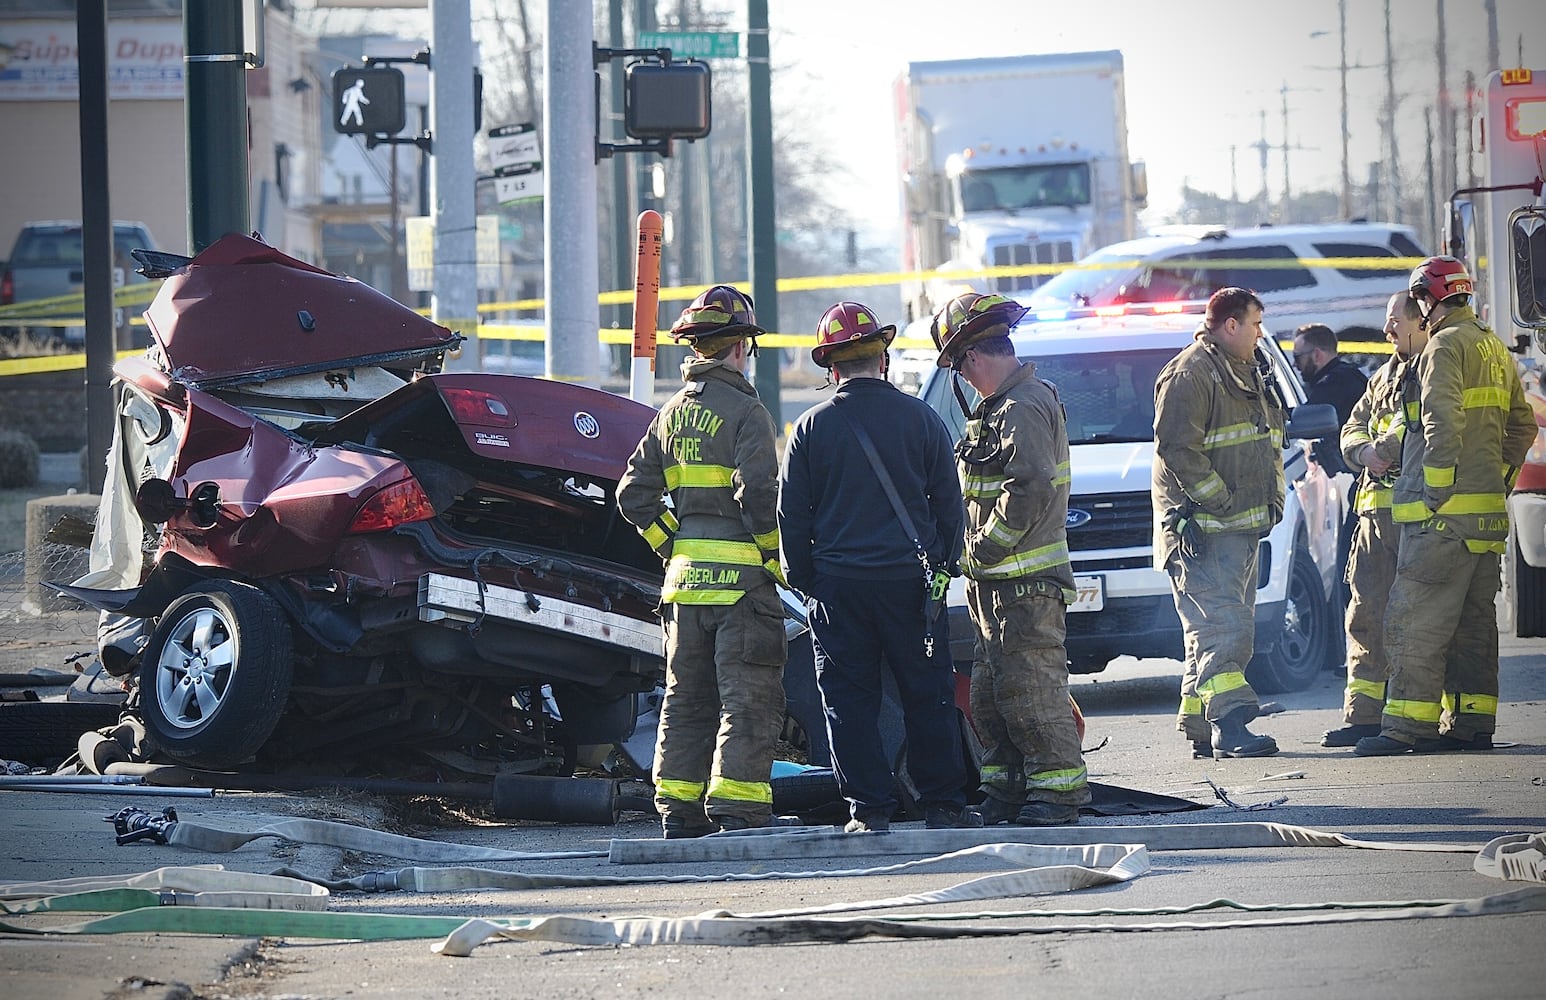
[{"xmin": 1, "ymin": 813, "xmax": 1541, "ymax": 955}]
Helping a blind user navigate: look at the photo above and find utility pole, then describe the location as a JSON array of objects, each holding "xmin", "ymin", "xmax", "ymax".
[
  {"xmin": 608, "ymin": 0, "xmax": 632, "ymax": 374},
  {"xmin": 1338, "ymin": 0, "xmax": 1351, "ymax": 218},
  {"xmin": 1280, "ymin": 81, "xmax": 1292, "ymax": 213},
  {"xmin": 79, "ymin": 0, "xmax": 113, "ymax": 492},
  {"xmin": 747, "ymin": 0, "xmax": 780, "ymax": 426},
  {"xmin": 1436, "ymin": 0, "xmax": 1454, "ymax": 215},
  {"xmin": 543, "ymin": 0, "xmax": 599, "ymax": 386},
  {"xmin": 1382, "ymin": 0, "xmax": 1402, "ymax": 218}
]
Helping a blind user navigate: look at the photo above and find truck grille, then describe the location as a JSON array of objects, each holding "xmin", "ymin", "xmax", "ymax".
[
  {"xmin": 991, "ymin": 240, "xmax": 1077, "ymax": 293},
  {"xmin": 1066, "ymin": 492, "xmax": 1151, "ymax": 551}
]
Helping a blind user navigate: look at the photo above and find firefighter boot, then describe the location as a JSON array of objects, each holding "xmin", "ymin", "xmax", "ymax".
[
  {"xmin": 1321, "ymin": 723, "xmax": 1381, "ymax": 747},
  {"xmin": 1014, "ymin": 801, "xmax": 1081, "ymax": 827},
  {"xmin": 1211, "ymin": 707, "xmax": 1279, "ymax": 759},
  {"xmin": 973, "ymin": 795, "xmax": 1023, "ymax": 826}
]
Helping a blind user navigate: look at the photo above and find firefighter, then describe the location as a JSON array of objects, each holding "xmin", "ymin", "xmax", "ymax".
[
  {"xmin": 1355, "ymin": 257, "xmax": 1536, "ymax": 755},
  {"xmin": 779, "ymin": 301, "xmax": 979, "ymax": 833},
  {"xmin": 616, "ymin": 285, "xmax": 788, "ymax": 836},
  {"xmin": 1152, "ymin": 287, "xmax": 1284, "ymax": 759},
  {"xmin": 1322, "ymin": 291, "xmax": 1425, "ymax": 746},
  {"xmin": 932, "ymin": 292, "xmax": 1089, "ymax": 826}
]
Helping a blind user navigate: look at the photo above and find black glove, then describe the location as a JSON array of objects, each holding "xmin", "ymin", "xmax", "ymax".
[{"xmin": 1164, "ymin": 505, "xmax": 1203, "ymax": 560}]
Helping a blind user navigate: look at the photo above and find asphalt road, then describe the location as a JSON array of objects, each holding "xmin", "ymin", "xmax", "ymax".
[{"xmin": 2, "ymin": 619, "xmax": 1543, "ymax": 1000}]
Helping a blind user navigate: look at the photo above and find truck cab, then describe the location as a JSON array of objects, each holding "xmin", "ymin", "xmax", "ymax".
[{"xmin": 895, "ymin": 51, "xmax": 1147, "ymax": 321}]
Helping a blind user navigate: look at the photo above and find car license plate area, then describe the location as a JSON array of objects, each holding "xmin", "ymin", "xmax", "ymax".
[{"xmin": 1070, "ymin": 574, "xmax": 1104, "ymax": 612}]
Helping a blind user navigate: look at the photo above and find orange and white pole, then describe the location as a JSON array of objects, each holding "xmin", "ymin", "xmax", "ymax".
[{"xmin": 630, "ymin": 210, "xmax": 664, "ymax": 404}]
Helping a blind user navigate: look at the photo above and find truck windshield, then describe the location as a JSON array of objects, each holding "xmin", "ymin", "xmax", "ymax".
[
  {"xmin": 1025, "ymin": 245, "xmax": 1145, "ymax": 308},
  {"xmin": 959, "ymin": 163, "xmax": 1091, "ymax": 213}
]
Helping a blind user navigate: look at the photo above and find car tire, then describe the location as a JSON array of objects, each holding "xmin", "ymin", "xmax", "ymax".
[
  {"xmin": 1514, "ymin": 537, "xmax": 1546, "ymax": 639},
  {"xmin": 138, "ymin": 581, "xmax": 293, "ymax": 769},
  {"xmin": 1248, "ymin": 546, "xmax": 1333, "ymax": 694}
]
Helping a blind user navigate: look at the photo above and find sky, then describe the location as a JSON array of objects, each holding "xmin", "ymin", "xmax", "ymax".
[{"xmin": 766, "ymin": 0, "xmax": 1545, "ymax": 231}]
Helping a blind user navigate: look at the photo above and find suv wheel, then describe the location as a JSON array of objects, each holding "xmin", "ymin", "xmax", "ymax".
[{"xmin": 1247, "ymin": 546, "xmax": 1333, "ymax": 694}]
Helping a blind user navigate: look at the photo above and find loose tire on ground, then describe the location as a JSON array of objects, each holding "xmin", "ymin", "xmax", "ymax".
[
  {"xmin": 138, "ymin": 580, "xmax": 294, "ymax": 769},
  {"xmin": 0, "ymin": 701, "xmax": 124, "ymax": 767}
]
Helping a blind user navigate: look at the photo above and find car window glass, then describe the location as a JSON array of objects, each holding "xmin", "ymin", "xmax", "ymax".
[
  {"xmin": 1388, "ymin": 232, "xmax": 1425, "ymax": 258},
  {"xmin": 1311, "ymin": 241, "xmax": 1405, "ymax": 279},
  {"xmin": 1026, "ymin": 244, "xmax": 1146, "ymax": 307},
  {"xmin": 1187, "ymin": 245, "xmax": 1316, "ymax": 294}
]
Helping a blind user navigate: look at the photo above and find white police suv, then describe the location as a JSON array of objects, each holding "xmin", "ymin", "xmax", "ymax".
[{"xmin": 916, "ymin": 301, "xmax": 1348, "ymax": 693}]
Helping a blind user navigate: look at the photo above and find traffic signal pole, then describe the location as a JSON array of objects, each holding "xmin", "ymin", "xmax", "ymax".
[{"xmin": 430, "ymin": 0, "xmax": 480, "ymax": 371}]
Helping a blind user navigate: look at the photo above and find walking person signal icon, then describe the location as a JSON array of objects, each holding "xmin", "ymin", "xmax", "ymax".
[{"xmin": 331, "ymin": 67, "xmax": 406, "ymax": 136}]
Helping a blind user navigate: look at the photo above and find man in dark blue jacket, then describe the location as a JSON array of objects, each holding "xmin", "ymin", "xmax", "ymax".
[
  {"xmin": 1294, "ymin": 322, "xmax": 1369, "ymax": 611},
  {"xmin": 779, "ymin": 301, "xmax": 979, "ymax": 833}
]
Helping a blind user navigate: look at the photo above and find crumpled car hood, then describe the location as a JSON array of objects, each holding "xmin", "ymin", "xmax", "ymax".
[{"xmin": 144, "ymin": 233, "xmax": 457, "ymax": 388}]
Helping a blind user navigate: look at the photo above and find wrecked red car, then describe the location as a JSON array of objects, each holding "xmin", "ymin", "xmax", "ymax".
[{"xmin": 51, "ymin": 235, "xmax": 669, "ymax": 772}]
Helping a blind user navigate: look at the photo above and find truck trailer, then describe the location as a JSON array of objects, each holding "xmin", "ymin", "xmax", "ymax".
[{"xmin": 893, "ymin": 50, "xmax": 1147, "ymax": 321}]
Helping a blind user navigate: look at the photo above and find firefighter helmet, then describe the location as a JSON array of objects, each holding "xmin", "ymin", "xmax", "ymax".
[
  {"xmin": 670, "ymin": 285, "xmax": 762, "ymax": 350},
  {"xmin": 931, "ymin": 292, "xmax": 1028, "ymax": 368},
  {"xmin": 810, "ymin": 301, "xmax": 896, "ymax": 368},
  {"xmin": 1408, "ymin": 255, "xmax": 1473, "ymax": 304}
]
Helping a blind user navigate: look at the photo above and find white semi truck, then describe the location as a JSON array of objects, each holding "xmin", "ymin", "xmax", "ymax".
[
  {"xmin": 1450, "ymin": 67, "xmax": 1546, "ymax": 638},
  {"xmin": 893, "ymin": 50, "xmax": 1147, "ymax": 321}
]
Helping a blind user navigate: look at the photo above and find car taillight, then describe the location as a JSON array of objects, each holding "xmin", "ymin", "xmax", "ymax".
[
  {"xmin": 442, "ymin": 387, "xmax": 513, "ymax": 426},
  {"xmin": 1, "ymin": 268, "xmax": 13, "ymax": 305},
  {"xmin": 348, "ymin": 476, "xmax": 436, "ymax": 533}
]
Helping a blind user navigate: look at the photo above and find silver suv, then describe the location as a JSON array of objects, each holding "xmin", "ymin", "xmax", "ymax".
[
  {"xmin": 0, "ymin": 220, "xmax": 159, "ymax": 347},
  {"xmin": 1025, "ymin": 222, "xmax": 1426, "ymax": 343}
]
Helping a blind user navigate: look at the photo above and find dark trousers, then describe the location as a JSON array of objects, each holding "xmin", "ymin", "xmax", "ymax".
[{"xmin": 807, "ymin": 574, "xmax": 970, "ymax": 820}]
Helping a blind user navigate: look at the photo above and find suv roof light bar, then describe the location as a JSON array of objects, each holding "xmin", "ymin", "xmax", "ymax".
[{"xmin": 1018, "ymin": 299, "xmax": 1212, "ymax": 324}]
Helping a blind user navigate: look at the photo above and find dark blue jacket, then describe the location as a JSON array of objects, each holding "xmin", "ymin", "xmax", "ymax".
[
  {"xmin": 779, "ymin": 378, "xmax": 964, "ymax": 591},
  {"xmin": 1304, "ymin": 355, "xmax": 1368, "ymax": 473}
]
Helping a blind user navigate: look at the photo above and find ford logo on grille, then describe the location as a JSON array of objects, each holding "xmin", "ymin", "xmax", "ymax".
[{"xmin": 1066, "ymin": 509, "xmax": 1093, "ymax": 529}]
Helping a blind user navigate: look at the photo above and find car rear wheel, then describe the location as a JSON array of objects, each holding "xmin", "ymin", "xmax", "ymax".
[
  {"xmin": 1248, "ymin": 546, "xmax": 1333, "ymax": 694},
  {"xmin": 139, "ymin": 581, "xmax": 293, "ymax": 769}
]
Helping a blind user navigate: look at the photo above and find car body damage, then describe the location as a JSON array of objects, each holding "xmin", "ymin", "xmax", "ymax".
[{"xmin": 51, "ymin": 234, "xmax": 667, "ymax": 771}]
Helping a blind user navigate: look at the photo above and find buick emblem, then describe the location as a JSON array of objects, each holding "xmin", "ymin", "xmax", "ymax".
[
  {"xmin": 574, "ymin": 411, "xmax": 600, "ymax": 439},
  {"xmin": 1066, "ymin": 509, "xmax": 1093, "ymax": 529}
]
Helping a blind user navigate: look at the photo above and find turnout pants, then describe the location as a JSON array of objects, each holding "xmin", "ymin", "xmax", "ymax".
[
  {"xmin": 807, "ymin": 575, "xmax": 972, "ymax": 822},
  {"xmin": 1165, "ymin": 531, "xmax": 1262, "ymax": 740},
  {"xmin": 1342, "ymin": 509, "xmax": 1399, "ymax": 726},
  {"xmin": 966, "ymin": 578, "xmax": 1090, "ymax": 809},
  {"xmin": 1380, "ymin": 521, "xmax": 1501, "ymax": 743},
  {"xmin": 654, "ymin": 588, "xmax": 787, "ymax": 827}
]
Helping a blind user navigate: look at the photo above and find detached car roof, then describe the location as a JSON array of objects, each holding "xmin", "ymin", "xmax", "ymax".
[{"xmin": 142, "ymin": 233, "xmax": 458, "ymax": 388}]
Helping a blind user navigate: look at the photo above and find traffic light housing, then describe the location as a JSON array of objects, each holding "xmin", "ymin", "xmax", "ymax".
[{"xmin": 332, "ymin": 66, "xmax": 406, "ymax": 136}]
